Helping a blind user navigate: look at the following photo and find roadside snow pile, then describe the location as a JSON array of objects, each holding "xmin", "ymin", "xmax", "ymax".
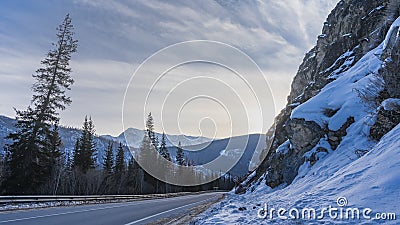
[
  {"xmin": 0, "ymin": 199, "xmax": 132, "ymax": 211},
  {"xmin": 0, "ymin": 201, "xmax": 85, "ymax": 211}
]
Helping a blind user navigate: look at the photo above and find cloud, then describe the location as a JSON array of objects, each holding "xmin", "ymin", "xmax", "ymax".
[{"xmin": 0, "ymin": 0, "xmax": 337, "ymax": 137}]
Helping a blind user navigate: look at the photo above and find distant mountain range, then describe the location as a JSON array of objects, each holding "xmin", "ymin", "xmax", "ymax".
[
  {"xmin": 167, "ymin": 134, "xmax": 266, "ymax": 176},
  {"xmin": 102, "ymin": 127, "xmax": 212, "ymax": 148},
  {"xmin": 0, "ymin": 115, "xmax": 265, "ymax": 176}
]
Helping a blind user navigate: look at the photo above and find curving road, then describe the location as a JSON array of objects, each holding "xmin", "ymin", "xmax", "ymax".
[{"xmin": 0, "ymin": 192, "xmax": 223, "ymax": 225}]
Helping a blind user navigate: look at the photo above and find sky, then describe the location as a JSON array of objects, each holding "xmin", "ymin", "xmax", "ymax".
[{"xmin": 0, "ymin": 0, "xmax": 338, "ymax": 138}]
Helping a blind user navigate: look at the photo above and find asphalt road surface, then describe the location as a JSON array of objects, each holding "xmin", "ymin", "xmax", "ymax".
[{"xmin": 0, "ymin": 192, "xmax": 224, "ymax": 225}]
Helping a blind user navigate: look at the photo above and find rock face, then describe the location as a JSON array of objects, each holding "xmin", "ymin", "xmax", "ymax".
[
  {"xmin": 289, "ymin": 0, "xmax": 397, "ymax": 104},
  {"xmin": 369, "ymin": 7, "xmax": 400, "ymax": 140},
  {"xmin": 285, "ymin": 119, "xmax": 324, "ymax": 152},
  {"xmin": 238, "ymin": 0, "xmax": 400, "ymax": 192},
  {"xmin": 380, "ymin": 20, "xmax": 400, "ymax": 98}
]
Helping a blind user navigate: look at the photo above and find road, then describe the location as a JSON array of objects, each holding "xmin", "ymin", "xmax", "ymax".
[{"xmin": 0, "ymin": 192, "xmax": 224, "ymax": 225}]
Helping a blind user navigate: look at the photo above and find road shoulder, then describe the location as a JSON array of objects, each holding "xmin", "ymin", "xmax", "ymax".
[{"xmin": 148, "ymin": 194, "xmax": 225, "ymax": 225}]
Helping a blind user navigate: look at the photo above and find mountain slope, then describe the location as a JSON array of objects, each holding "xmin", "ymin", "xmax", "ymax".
[
  {"xmin": 241, "ymin": 0, "xmax": 400, "ymax": 191},
  {"xmin": 196, "ymin": 0, "xmax": 400, "ymax": 224},
  {"xmin": 167, "ymin": 134, "xmax": 266, "ymax": 177}
]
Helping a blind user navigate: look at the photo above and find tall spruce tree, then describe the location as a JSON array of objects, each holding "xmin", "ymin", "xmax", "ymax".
[
  {"xmin": 159, "ymin": 132, "xmax": 171, "ymax": 161},
  {"xmin": 137, "ymin": 133, "xmax": 158, "ymax": 192},
  {"xmin": 114, "ymin": 143, "xmax": 125, "ymax": 178},
  {"xmin": 126, "ymin": 156, "xmax": 137, "ymax": 194},
  {"xmin": 103, "ymin": 141, "xmax": 114, "ymax": 176},
  {"xmin": 176, "ymin": 142, "xmax": 185, "ymax": 166},
  {"xmin": 65, "ymin": 151, "xmax": 73, "ymax": 176},
  {"xmin": 73, "ymin": 116, "xmax": 96, "ymax": 173},
  {"xmin": 72, "ymin": 138, "xmax": 80, "ymax": 169},
  {"xmin": 45, "ymin": 122, "xmax": 63, "ymax": 174},
  {"xmin": 114, "ymin": 143, "xmax": 126, "ymax": 193},
  {"xmin": 45, "ymin": 122, "xmax": 63, "ymax": 194},
  {"xmin": 138, "ymin": 134, "xmax": 153, "ymax": 167},
  {"xmin": 3, "ymin": 14, "xmax": 77, "ymax": 194},
  {"xmin": 145, "ymin": 112, "xmax": 158, "ymax": 150},
  {"xmin": 101, "ymin": 141, "xmax": 114, "ymax": 194}
]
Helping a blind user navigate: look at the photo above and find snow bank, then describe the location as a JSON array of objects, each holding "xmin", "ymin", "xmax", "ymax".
[{"xmin": 195, "ymin": 124, "xmax": 400, "ymax": 224}]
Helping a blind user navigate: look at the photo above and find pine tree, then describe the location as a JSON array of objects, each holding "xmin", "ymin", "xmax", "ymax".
[
  {"xmin": 72, "ymin": 138, "xmax": 80, "ymax": 169},
  {"xmin": 3, "ymin": 14, "xmax": 77, "ymax": 194},
  {"xmin": 73, "ymin": 116, "xmax": 97, "ymax": 173},
  {"xmin": 45, "ymin": 123, "xmax": 63, "ymax": 194},
  {"xmin": 114, "ymin": 143, "xmax": 125, "ymax": 178},
  {"xmin": 159, "ymin": 132, "xmax": 171, "ymax": 161},
  {"xmin": 113, "ymin": 143, "xmax": 126, "ymax": 193},
  {"xmin": 126, "ymin": 156, "xmax": 137, "ymax": 194},
  {"xmin": 146, "ymin": 112, "xmax": 158, "ymax": 150},
  {"xmin": 138, "ymin": 134, "xmax": 153, "ymax": 167},
  {"xmin": 45, "ymin": 123, "xmax": 63, "ymax": 175},
  {"xmin": 176, "ymin": 142, "xmax": 185, "ymax": 166},
  {"xmin": 137, "ymin": 133, "xmax": 158, "ymax": 193},
  {"xmin": 100, "ymin": 141, "xmax": 114, "ymax": 194},
  {"xmin": 103, "ymin": 141, "xmax": 114, "ymax": 176},
  {"xmin": 65, "ymin": 151, "xmax": 73, "ymax": 175},
  {"xmin": 146, "ymin": 112, "xmax": 154, "ymax": 138}
]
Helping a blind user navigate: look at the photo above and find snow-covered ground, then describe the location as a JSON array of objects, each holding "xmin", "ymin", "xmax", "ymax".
[
  {"xmin": 194, "ymin": 16, "xmax": 400, "ymax": 225},
  {"xmin": 195, "ymin": 121, "xmax": 399, "ymax": 225},
  {"xmin": 0, "ymin": 200, "xmax": 115, "ymax": 211}
]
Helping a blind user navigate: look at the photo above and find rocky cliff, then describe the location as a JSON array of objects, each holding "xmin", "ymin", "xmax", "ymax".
[{"xmin": 239, "ymin": 0, "xmax": 400, "ymax": 192}]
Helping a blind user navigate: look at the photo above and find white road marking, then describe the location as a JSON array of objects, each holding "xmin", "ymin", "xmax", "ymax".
[
  {"xmin": 0, "ymin": 202, "xmax": 137, "ymax": 224},
  {"xmin": 0, "ymin": 193, "xmax": 221, "ymax": 224}
]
